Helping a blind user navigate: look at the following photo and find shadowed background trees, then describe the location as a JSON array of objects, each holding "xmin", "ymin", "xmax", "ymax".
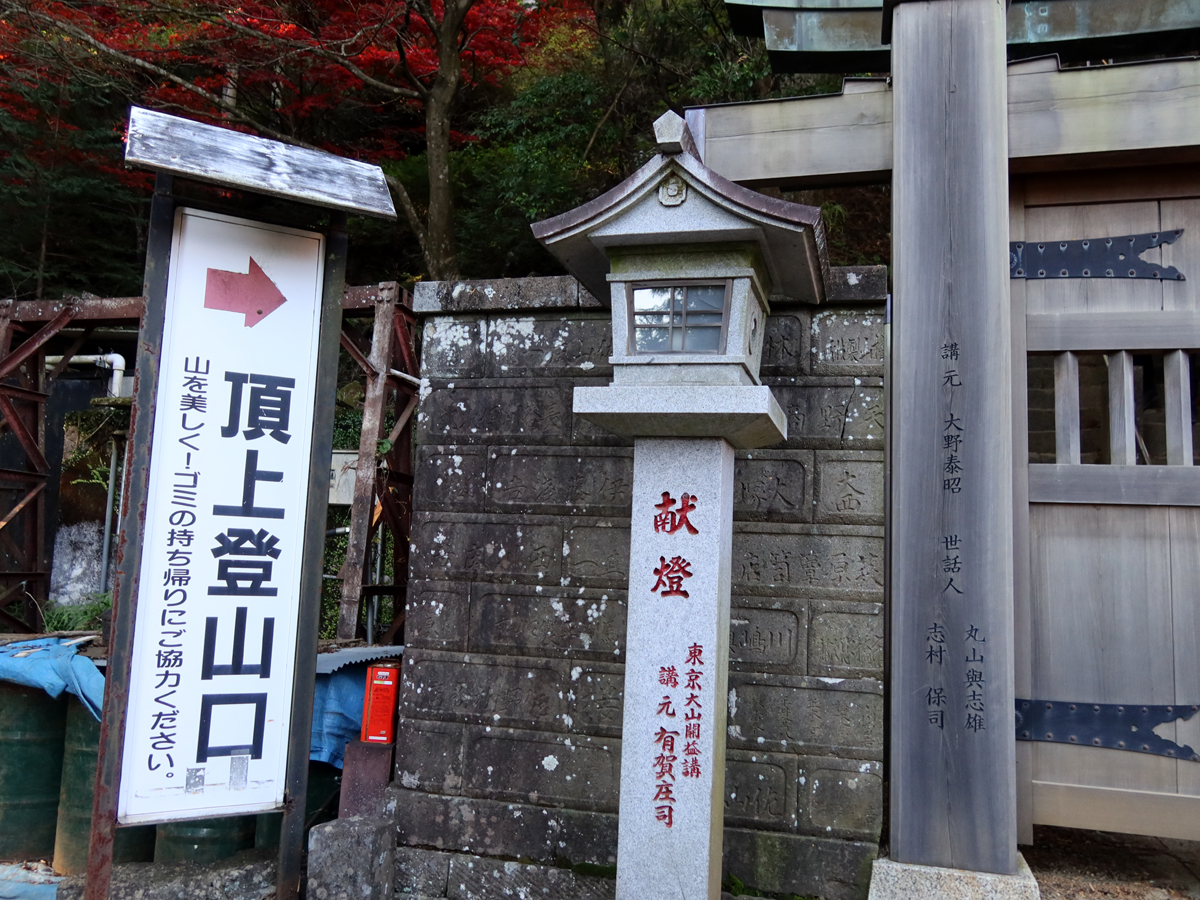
[{"xmin": 0, "ymin": 0, "xmax": 889, "ymax": 299}]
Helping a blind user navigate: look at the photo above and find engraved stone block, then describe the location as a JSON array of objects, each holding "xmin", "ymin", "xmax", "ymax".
[
  {"xmin": 729, "ymin": 599, "xmax": 807, "ymax": 673},
  {"xmin": 488, "ymin": 315, "xmax": 613, "ymax": 377},
  {"xmin": 767, "ymin": 383, "xmax": 885, "ymax": 450},
  {"xmin": 400, "ymin": 650, "xmax": 625, "ymax": 738},
  {"xmin": 797, "ymin": 756, "xmax": 882, "ymax": 840},
  {"xmin": 733, "ymin": 451, "xmax": 812, "ymax": 523},
  {"xmin": 469, "ymin": 585, "xmax": 627, "ymax": 660},
  {"xmin": 446, "ymin": 853, "xmax": 617, "ymax": 900},
  {"xmin": 563, "ymin": 524, "xmax": 631, "ymax": 588},
  {"xmin": 814, "ymin": 451, "xmax": 884, "ymax": 525},
  {"xmin": 722, "ymin": 827, "xmax": 878, "ymax": 900},
  {"xmin": 569, "ymin": 669, "xmax": 625, "ymax": 735},
  {"xmin": 417, "ymin": 381, "xmax": 570, "ymax": 445},
  {"xmin": 391, "ymin": 788, "xmax": 619, "ymax": 867},
  {"xmin": 723, "ymin": 749, "xmax": 798, "ymax": 830},
  {"xmin": 415, "ymin": 446, "xmax": 488, "ymax": 513},
  {"xmin": 401, "ymin": 652, "xmax": 568, "ymax": 732},
  {"xmin": 732, "ymin": 529, "xmax": 884, "ymax": 600},
  {"xmin": 405, "ymin": 580, "xmax": 469, "ymax": 651},
  {"xmin": 488, "ymin": 448, "xmax": 632, "ymax": 516},
  {"xmin": 463, "ymin": 727, "xmax": 620, "ymax": 811},
  {"xmin": 727, "ymin": 674, "xmax": 883, "ymax": 759},
  {"xmin": 410, "ymin": 515, "xmax": 562, "ymax": 584},
  {"xmin": 414, "ymin": 275, "xmax": 584, "ymax": 313},
  {"xmin": 421, "ymin": 317, "xmax": 488, "ymax": 378},
  {"xmin": 760, "ymin": 313, "xmax": 808, "ymax": 377},
  {"xmin": 394, "ymin": 718, "xmax": 466, "ymax": 795},
  {"xmin": 808, "ymin": 601, "xmax": 884, "ymax": 679},
  {"xmin": 810, "ymin": 310, "xmax": 885, "ymax": 377}
]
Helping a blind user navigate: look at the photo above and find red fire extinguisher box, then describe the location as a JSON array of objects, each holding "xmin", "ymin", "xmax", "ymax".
[{"xmin": 360, "ymin": 659, "xmax": 402, "ymax": 743}]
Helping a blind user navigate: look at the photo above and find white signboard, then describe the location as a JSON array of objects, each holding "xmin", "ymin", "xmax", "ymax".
[{"xmin": 118, "ymin": 208, "xmax": 325, "ymax": 823}]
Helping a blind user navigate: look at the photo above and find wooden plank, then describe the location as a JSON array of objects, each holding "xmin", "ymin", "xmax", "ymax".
[
  {"xmin": 1011, "ymin": 180, "xmax": 1035, "ymax": 846},
  {"xmin": 1027, "ymin": 311, "xmax": 1200, "ymax": 351},
  {"xmin": 5, "ymin": 284, "xmax": 402, "ymax": 323},
  {"xmin": 697, "ymin": 80, "xmax": 893, "ymax": 187},
  {"xmin": 1023, "ymin": 203, "xmax": 1163, "ymax": 315},
  {"xmin": 1109, "ymin": 351, "xmax": 1137, "ymax": 465},
  {"xmin": 1054, "ymin": 352, "xmax": 1081, "ymax": 465},
  {"xmin": 1024, "ymin": 166, "xmax": 1200, "ymax": 208},
  {"xmin": 691, "ymin": 57, "xmax": 1200, "ymax": 188},
  {"xmin": 1008, "ymin": 56, "xmax": 1200, "ymax": 170},
  {"xmin": 125, "ymin": 107, "xmax": 396, "ymax": 219},
  {"xmin": 1032, "ymin": 781, "xmax": 1200, "ymax": 841},
  {"xmin": 889, "ymin": 0, "xmax": 1017, "ymax": 874},
  {"xmin": 1028, "ymin": 504, "xmax": 1178, "ymax": 802},
  {"xmin": 1028, "ymin": 464, "xmax": 1200, "ymax": 504},
  {"xmin": 1160, "ymin": 199, "xmax": 1200, "ymax": 312},
  {"xmin": 1165, "ymin": 350, "xmax": 1194, "ymax": 465},
  {"xmin": 1169, "ymin": 508, "xmax": 1200, "ymax": 797}
]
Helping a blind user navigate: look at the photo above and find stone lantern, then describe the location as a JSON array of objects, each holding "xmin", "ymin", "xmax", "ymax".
[
  {"xmin": 534, "ymin": 110, "xmax": 828, "ymax": 449},
  {"xmin": 532, "ymin": 110, "xmax": 830, "ymax": 900}
]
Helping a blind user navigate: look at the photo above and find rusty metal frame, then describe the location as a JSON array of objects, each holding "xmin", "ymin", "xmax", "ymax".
[
  {"xmin": 276, "ymin": 210, "xmax": 349, "ymax": 900},
  {"xmin": 85, "ymin": 172, "xmax": 176, "ymax": 900}
]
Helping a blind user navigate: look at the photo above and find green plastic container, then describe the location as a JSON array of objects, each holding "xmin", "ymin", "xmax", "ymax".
[
  {"xmin": 154, "ymin": 815, "xmax": 256, "ymax": 864},
  {"xmin": 0, "ymin": 681, "xmax": 67, "ymax": 862},
  {"xmin": 53, "ymin": 696, "xmax": 155, "ymax": 874}
]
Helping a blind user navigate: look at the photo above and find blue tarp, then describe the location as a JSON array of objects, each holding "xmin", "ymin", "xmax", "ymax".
[
  {"xmin": 310, "ymin": 664, "xmax": 368, "ymax": 769},
  {"xmin": 0, "ymin": 638, "xmax": 105, "ymax": 720},
  {"xmin": 0, "ymin": 864, "xmax": 62, "ymax": 900},
  {"xmin": 0, "ymin": 640, "xmax": 367, "ymax": 767}
]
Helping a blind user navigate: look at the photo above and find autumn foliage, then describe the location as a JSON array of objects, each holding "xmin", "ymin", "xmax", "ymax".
[{"xmin": 0, "ymin": 0, "xmax": 587, "ymax": 279}]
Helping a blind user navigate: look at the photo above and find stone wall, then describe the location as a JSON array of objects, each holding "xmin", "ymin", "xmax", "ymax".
[{"xmin": 394, "ymin": 275, "xmax": 886, "ymax": 900}]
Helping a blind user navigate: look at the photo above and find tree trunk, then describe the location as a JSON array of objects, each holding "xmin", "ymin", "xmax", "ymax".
[{"xmin": 420, "ymin": 5, "xmax": 468, "ymax": 281}]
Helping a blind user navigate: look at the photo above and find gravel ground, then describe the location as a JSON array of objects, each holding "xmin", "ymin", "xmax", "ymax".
[{"xmin": 1025, "ymin": 827, "xmax": 1200, "ymax": 899}]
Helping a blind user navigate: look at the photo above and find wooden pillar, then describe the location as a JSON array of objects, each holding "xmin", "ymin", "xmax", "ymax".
[
  {"xmin": 889, "ymin": 0, "xmax": 1017, "ymax": 875},
  {"xmin": 337, "ymin": 293, "xmax": 395, "ymax": 639}
]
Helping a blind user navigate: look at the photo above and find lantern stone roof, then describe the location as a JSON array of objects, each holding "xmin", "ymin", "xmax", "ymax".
[{"xmin": 531, "ymin": 111, "xmax": 830, "ymax": 305}]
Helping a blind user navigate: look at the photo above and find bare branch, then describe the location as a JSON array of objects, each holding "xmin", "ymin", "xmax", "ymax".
[{"xmin": 384, "ymin": 172, "xmax": 429, "ymax": 260}]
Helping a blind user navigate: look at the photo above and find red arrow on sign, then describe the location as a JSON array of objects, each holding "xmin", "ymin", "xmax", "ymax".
[{"xmin": 204, "ymin": 257, "xmax": 287, "ymax": 327}]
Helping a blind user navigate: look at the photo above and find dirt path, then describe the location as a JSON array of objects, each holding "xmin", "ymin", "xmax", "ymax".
[{"xmin": 1025, "ymin": 827, "xmax": 1200, "ymax": 899}]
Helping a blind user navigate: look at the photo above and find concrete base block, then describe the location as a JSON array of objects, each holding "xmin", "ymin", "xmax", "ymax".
[
  {"xmin": 868, "ymin": 855, "xmax": 1040, "ymax": 900},
  {"xmin": 307, "ymin": 816, "xmax": 394, "ymax": 900}
]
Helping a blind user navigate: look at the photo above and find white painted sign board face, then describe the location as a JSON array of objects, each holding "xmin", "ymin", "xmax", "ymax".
[{"xmin": 118, "ymin": 207, "xmax": 325, "ymax": 824}]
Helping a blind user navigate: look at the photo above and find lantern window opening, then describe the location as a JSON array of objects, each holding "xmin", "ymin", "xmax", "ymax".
[{"xmin": 628, "ymin": 280, "xmax": 732, "ymax": 355}]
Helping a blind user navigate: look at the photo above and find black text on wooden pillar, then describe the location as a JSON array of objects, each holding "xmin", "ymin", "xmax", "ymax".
[{"xmin": 890, "ymin": 0, "xmax": 1017, "ymax": 875}]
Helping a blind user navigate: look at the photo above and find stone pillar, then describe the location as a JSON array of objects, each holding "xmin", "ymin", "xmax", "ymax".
[
  {"xmin": 885, "ymin": 0, "xmax": 1024, "ymax": 883},
  {"xmin": 616, "ymin": 438, "xmax": 733, "ymax": 900},
  {"xmin": 306, "ymin": 816, "xmax": 394, "ymax": 900}
]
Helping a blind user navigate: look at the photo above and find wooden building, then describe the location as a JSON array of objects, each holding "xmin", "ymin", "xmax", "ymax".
[{"xmin": 682, "ymin": 0, "xmax": 1200, "ymax": 890}]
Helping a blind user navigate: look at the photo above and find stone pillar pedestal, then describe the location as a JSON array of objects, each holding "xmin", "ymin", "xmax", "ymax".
[
  {"xmin": 869, "ymin": 855, "xmax": 1041, "ymax": 900},
  {"xmin": 306, "ymin": 816, "xmax": 394, "ymax": 900},
  {"xmin": 616, "ymin": 438, "xmax": 734, "ymax": 900}
]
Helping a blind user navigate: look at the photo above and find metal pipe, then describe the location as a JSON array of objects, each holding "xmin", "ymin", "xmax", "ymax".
[
  {"xmin": 99, "ymin": 439, "xmax": 118, "ymax": 591},
  {"xmin": 367, "ymin": 529, "xmax": 383, "ymax": 645},
  {"xmin": 115, "ymin": 436, "xmax": 129, "ymax": 542},
  {"xmin": 389, "ymin": 368, "xmax": 421, "ymax": 387},
  {"xmin": 44, "ymin": 353, "xmax": 126, "ymax": 397}
]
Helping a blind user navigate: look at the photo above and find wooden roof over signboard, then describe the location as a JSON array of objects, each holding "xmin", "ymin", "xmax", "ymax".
[{"xmin": 124, "ymin": 107, "xmax": 397, "ymax": 219}]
